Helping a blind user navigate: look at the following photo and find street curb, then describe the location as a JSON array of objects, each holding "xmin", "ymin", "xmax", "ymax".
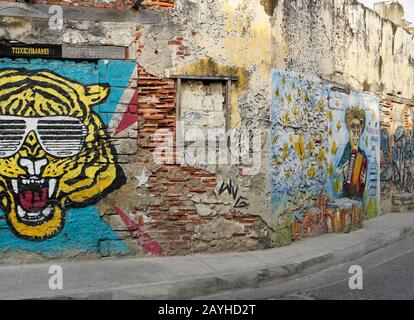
[{"xmin": 26, "ymin": 214, "xmax": 414, "ymax": 300}]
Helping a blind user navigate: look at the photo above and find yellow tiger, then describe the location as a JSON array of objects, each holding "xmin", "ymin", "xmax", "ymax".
[{"xmin": 0, "ymin": 68, "xmax": 125, "ymax": 241}]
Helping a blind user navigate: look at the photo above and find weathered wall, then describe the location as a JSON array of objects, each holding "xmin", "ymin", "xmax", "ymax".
[
  {"xmin": 272, "ymin": 0, "xmax": 414, "ymax": 99},
  {"xmin": 0, "ymin": 0, "xmax": 412, "ymax": 263},
  {"xmin": 0, "ymin": 2, "xmax": 149, "ymax": 263},
  {"xmin": 0, "ymin": 0, "xmax": 174, "ymax": 10},
  {"xmin": 270, "ymin": 70, "xmax": 380, "ymax": 244},
  {"xmin": 0, "ymin": 0, "xmax": 277, "ymax": 262}
]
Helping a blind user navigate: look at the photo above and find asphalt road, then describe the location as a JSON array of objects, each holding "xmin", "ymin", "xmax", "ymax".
[{"xmin": 200, "ymin": 234, "xmax": 414, "ymax": 300}]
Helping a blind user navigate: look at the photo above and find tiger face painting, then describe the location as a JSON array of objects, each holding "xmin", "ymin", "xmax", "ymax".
[{"xmin": 0, "ymin": 68, "xmax": 125, "ymax": 241}]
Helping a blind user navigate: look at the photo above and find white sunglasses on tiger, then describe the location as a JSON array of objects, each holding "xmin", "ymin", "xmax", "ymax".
[{"xmin": 0, "ymin": 116, "xmax": 88, "ymax": 158}]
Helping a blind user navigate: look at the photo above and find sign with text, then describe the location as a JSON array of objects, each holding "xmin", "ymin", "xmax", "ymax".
[{"xmin": 0, "ymin": 44, "xmax": 62, "ymax": 59}]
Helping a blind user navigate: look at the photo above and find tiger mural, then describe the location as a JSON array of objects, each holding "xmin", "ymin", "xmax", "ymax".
[{"xmin": 0, "ymin": 68, "xmax": 125, "ymax": 241}]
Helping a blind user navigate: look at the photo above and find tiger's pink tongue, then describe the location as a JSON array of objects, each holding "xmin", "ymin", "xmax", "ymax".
[{"xmin": 19, "ymin": 188, "xmax": 48, "ymax": 211}]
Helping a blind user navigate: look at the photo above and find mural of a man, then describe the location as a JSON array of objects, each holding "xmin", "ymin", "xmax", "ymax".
[
  {"xmin": 337, "ymin": 106, "xmax": 368, "ymax": 201},
  {"xmin": 392, "ymin": 126, "xmax": 406, "ymax": 191}
]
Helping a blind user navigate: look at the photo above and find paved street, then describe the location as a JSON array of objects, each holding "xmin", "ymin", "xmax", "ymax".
[{"xmin": 201, "ymin": 234, "xmax": 414, "ymax": 300}]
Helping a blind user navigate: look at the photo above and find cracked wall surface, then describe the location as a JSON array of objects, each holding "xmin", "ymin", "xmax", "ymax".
[
  {"xmin": 272, "ymin": 0, "xmax": 414, "ymax": 99},
  {"xmin": 0, "ymin": 0, "xmax": 412, "ymax": 263}
]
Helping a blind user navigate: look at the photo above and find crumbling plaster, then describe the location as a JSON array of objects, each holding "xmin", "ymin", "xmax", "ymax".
[
  {"xmin": 272, "ymin": 0, "xmax": 414, "ymax": 100},
  {"xmin": 139, "ymin": 0, "xmax": 272, "ymax": 125},
  {"xmin": 0, "ymin": 0, "xmax": 413, "ymax": 257}
]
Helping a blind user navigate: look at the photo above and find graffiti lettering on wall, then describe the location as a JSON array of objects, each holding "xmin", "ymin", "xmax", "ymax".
[
  {"xmin": 380, "ymin": 100, "xmax": 414, "ymax": 212},
  {"xmin": 217, "ymin": 178, "xmax": 249, "ymax": 209},
  {"xmin": 0, "ymin": 59, "xmax": 137, "ymax": 257},
  {"xmin": 270, "ymin": 70, "xmax": 380, "ymax": 244}
]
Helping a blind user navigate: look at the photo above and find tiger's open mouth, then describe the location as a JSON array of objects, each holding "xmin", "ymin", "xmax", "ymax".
[{"xmin": 9, "ymin": 177, "xmax": 57, "ymax": 225}]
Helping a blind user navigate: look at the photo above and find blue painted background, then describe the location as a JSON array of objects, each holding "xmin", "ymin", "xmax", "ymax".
[
  {"xmin": 0, "ymin": 58, "xmax": 136, "ymax": 257},
  {"xmin": 270, "ymin": 70, "xmax": 381, "ymax": 224}
]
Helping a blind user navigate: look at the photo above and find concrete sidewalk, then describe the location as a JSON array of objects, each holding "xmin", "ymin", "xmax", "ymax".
[{"xmin": 1, "ymin": 213, "xmax": 414, "ymax": 300}]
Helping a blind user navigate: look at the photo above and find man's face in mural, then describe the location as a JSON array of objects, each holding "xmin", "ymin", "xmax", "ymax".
[
  {"xmin": 349, "ymin": 118, "xmax": 363, "ymax": 150},
  {"xmin": 0, "ymin": 68, "xmax": 125, "ymax": 241}
]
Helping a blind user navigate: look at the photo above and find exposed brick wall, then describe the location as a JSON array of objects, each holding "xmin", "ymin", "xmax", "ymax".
[
  {"xmin": 141, "ymin": 159, "xmax": 270, "ymax": 255},
  {"xmin": 168, "ymin": 36, "xmax": 191, "ymax": 59},
  {"xmin": 142, "ymin": 0, "xmax": 175, "ymax": 10},
  {"xmin": 134, "ymin": 28, "xmax": 271, "ymax": 256},
  {"xmin": 136, "ymin": 65, "xmax": 218, "ymax": 254}
]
